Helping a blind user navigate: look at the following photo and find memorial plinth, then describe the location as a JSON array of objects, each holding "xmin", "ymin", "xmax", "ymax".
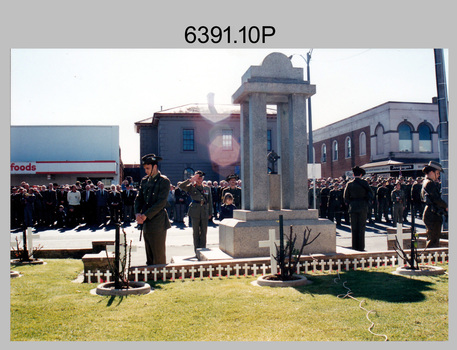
[
  {"xmin": 219, "ymin": 209, "xmax": 336, "ymax": 258},
  {"xmin": 218, "ymin": 52, "xmax": 336, "ymax": 259}
]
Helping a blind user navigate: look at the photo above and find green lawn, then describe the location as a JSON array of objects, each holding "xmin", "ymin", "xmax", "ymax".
[{"xmin": 10, "ymin": 259, "xmax": 448, "ymax": 341}]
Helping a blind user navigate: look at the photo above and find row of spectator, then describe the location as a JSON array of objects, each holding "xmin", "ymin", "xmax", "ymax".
[
  {"xmin": 308, "ymin": 175, "xmax": 426, "ymax": 226},
  {"xmin": 10, "ymin": 178, "xmax": 243, "ymax": 230}
]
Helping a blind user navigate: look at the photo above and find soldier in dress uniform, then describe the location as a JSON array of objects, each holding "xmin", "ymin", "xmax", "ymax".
[
  {"xmin": 221, "ymin": 174, "xmax": 242, "ymax": 209},
  {"xmin": 178, "ymin": 171, "xmax": 213, "ymax": 254},
  {"xmin": 343, "ymin": 166, "xmax": 373, "ymax": 251},
  {"xmin": 391, "ymin": 181, "xmax": 406, "ymax": 225},
  {"xmin": 134, "ymin": 153, "xmax": 171, "ymax": 265},
  {"xmin": 421, "ymin": 161, "xmax": 448, "ymax": 248}
]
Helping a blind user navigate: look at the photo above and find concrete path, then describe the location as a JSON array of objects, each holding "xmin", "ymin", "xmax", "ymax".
[{"xmin": 10, "ymin": 214, "xmax": 427, "ymax": 266}]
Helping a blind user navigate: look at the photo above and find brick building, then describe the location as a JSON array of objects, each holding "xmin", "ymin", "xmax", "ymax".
[
  {"xmin": 313, "ymin": 101, "xmax": 440, "ymax": 179},
  {"xmin": 135, "ymin": 104, "xmax": 277, "ymax": 184}
]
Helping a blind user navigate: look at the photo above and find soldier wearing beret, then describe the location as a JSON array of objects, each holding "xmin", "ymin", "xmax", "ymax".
[
  {"xmin": 178, "ymin": 171, "xmax": 213, "ymax": 254},
  {"xmin": 134, "ymin": 153, "xmax": 171, "ymax": 265},
  {"xmin": 221, "ymin": 174, "xmax": 242, "ymax": 209},
  {"xmin": 421, "ymin": 161, "xmax": 448, "ymax": 248},
  {"xmin": 343, "ymin": 166, "xmax": 374, "ymax": 251}
]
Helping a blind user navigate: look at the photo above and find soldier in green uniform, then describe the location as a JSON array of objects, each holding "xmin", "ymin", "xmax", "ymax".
[
  {"xmin": 178, "ymin": 171, "xmax": 213, "ymax": 254},
  {"xmin": 134, "ymin": 154, "xmax": 171, "ymax": 265},
  {"xmin": 221, "ymin": 174, "xmax": 242, "ymax": 209},
  {"xmin": 343, "ymin": 166, "xmax": 373, "ymax": 251},
  {"xmin": 391, "ymin": 181, "xmax": 406, "ymax": 225},
  {"xmin": 421, "ymin": 161, "xmax": 448, "ymax": 248}
]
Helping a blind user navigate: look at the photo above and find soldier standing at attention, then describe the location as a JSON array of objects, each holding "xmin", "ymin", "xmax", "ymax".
[
  {"xmin": 179, "ymin": 171, "xmax": 213, "ymax": 254},
  {"xmin": 135, "ymin": 154, "xmax": 171, "ymax": 265},
  {"xmin": 343, "ymin": 166, "xmax": 373, "ymax": 251},
  {"xmin": 421, "ymin": 161, "xmax": 448, "ymax": 248},
  {"xmin": 222, "ymin": 174, "xmax": 242, "ymax": 209}
]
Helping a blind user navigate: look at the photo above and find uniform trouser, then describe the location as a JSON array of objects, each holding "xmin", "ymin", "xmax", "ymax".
[
  {"xmin": 190, "ymin": 214, "xmax": 208, "ymax": 253},
  {"xmin": 349, "ymin": 209, "xmax": 367, "ymax": 251},
  {"xmin": 174, "ymin": 203, "xmax": 186, "ymax": 222},
  {"xmin": 143, "ymin": 221, "xmax": 167, "ymax": 265},
  {"xmin": 392, "ymin": 204, "xmax": 404, "ymax": 225},
  {"xmin": 423, "ymin": 209, "xmax": 443, "ymax": 248}
]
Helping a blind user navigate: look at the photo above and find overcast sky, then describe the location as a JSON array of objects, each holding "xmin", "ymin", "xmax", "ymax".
[{"xmin": 11, "ymin": 48, "xmax": 448, "ymax": 164}]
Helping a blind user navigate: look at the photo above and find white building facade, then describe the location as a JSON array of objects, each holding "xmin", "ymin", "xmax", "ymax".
[{"xmin": 10, "ymin": 125, "xmax": 121, "ymax": 186}]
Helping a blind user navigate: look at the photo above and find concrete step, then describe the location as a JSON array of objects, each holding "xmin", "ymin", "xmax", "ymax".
[{"xmin": 196, "ymin": 247, "xmax": 234, "ymax": 261}]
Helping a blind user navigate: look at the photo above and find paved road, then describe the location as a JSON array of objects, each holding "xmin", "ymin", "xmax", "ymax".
[{"xmin": 11, "ymin": 214, "xmax": 427, "ymax": 266}]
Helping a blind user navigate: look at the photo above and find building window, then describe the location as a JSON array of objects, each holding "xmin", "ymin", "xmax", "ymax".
[
  {"xmin": 332, "ymin": 140, "xmax": 338, "ymax": 161},
  {"xmin": 375, "ymin": 124, "xmax": 384, "ymax": 155},
  {"xmin": 267, "ymin": 129, "xmax": 272, "ymax": 152},
  {"xmin": 359, "ymin": 132, "xmax": 367, "ymax": 156},
  {"xmin": 183, "ymin": 129, "xmax": 194, "ymax": 151},
  {"xmin": 183, "ymin": 167, "xmax": 194, "ymax": 180},
  {"xmin": 321, "ymin": 144, "xmax": 327, "ymax": 163},
  {"xmin": 345, "ymin": 136, "xmax": 352, "ymax": 158},
  {"xmin": 222, "ymin": 129, "xmax": 233, "ymax": 150},
  {"xmin": 398, "ymin": 123, "xmax": 412, "ymax": 152},
  {"xmin": 418, "ymin": 124, "xmax": 432, "ymax": 152}
]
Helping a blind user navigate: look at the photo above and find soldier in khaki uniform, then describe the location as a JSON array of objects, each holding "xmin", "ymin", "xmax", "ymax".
[
  {"xmin": 178, "ymin": 171, "xmax": 213, "ymax": 254},
  {"xmin": 221, "ymin": 174, "xmax": 242, "ymax": 209},
  {"xmin": 134, "ymin": 154, "xmax": 171, "ymax": 265},
  {"xmin": 343, "ymin": 166, "xmax": 373, "ymax": 251},
  {"xmin": 421, "ymin": 161, "xmax": 448, "ymax": 248}
]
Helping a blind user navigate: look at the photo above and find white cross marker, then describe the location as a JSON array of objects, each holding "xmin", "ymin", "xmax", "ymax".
[
  {"xmin": 132, "ymin": 268, "xmax": 141, "ymax": 282},
  {"xmin": 189, "ymin": 266, "xmax": 197, "ymax": 280},
  {"xmin": 207, "ymin": 266, "xmax": 214, "ymax": 279},
  {"xmin": 216, "ymin": 265, "xmax": 224, "ymax": 278},
  {"xmin": 151, "ymin": 268, "xmax": 159, "ymax": 281},
  {"xmin": 180, "ymin": 267, "xmax": 187, "ymax": 280},
  {"xmin": 259, "ymin": 229, "xmax": 280, "ymax": 275},
  {"xmin": 161, "ymin": 267, "xmax": 168, "ymax": 281},
  {"xmin": 170, "ymin": 267, "xmax": 178, "ymax": 281},
  {"xmin": 198, "ymin": 266, "xmax": 206, "ymax": 280},
  {"xmin": 234, "ymin": 264, "xmax": 241, "ymax": 277},
  {"xmin": 243, "ymin": 263, "xmax": 249, "ymax": 276},
  {"xmin": 225, "ymin": 265, "xmax": 232, "ymax": 278},
  {"xmin": 26, "ymin": 227, "xmax": 40, "ymax": 258},
  {"xmin": 142, "ymin": 268, "xmax": 149, "ymax": 281},
  {"xmin": 95, "ymin": 270, "xmax": 104, "ymax": 283},
  {"xmin": 360, "ymin": 258, "xmax": 366, "ymax": 270},
  {"xmin": 85, "ymin": 270, "xmax": 93, "ymax": 283},
  {"xmin": 367, "ymin": 257, "xmax": 374, "ymax": 269},
  {"xmin": 104, "ymin": 270, "xmax": 112, "ymax": 282},
  {"xmin": 328, "ymin": 259, "xmax": 334, "ymax": 272},
  {"xmin": 375, "ymin": 257, "xmax": 382, "ymax": 268}
]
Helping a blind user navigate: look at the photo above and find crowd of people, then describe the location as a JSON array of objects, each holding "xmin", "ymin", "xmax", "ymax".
[
  {"xmin": 10, "ymin": 174, "xmax": 243, "ymax": 231},
  {"xmin": 11, "ymin": 156, "xmax": 447, "ymax": 261},
  {"xmin": 308, "ymin": 173, "xmax": 426, "ymax": 227}
]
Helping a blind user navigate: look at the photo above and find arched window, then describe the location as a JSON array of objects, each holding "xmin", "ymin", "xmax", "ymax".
[
  {"xmin": 183, "ymin": 167, "xmax": 194, "ymax": 180},
  {"xmin": 398, "ymin": 123, "xmax": 413, "ymax": 152},
  {"xmin": 345, "ymin": 136, "xmax": 352, "ymax": 158},
  {"xmin": 418, "ymin": 124, "xmax": 432, "ymax": 152},
  {"xmin": 332, "ymin": 140, "xmax": 338, "ymax": 161},
  {"xmin": 321, "ymin": 144, "xmax": 327, "ymax": 163},
  {"xmin": 359, "ymin": 132, "xmax": 367, "ymax": 156},
  {"xmin": 375, "ymin": 124, "xmax": 384, "ymax": 155}
]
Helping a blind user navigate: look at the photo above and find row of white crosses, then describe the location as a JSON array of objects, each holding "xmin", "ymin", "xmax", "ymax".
[{"xmin": 85, "ymin": 250, "xmax": 448, "ymax": 283}]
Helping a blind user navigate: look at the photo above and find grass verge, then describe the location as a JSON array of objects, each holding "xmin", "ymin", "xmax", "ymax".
[{"xmin": 10, "ymin": 259, "xmax": 448, "ymax": 341}]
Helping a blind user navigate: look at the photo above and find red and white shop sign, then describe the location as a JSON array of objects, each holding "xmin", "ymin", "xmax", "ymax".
[
  {"xmin": 10, "ymin": 162, "xmax": 37, "ymax": 174},
  {"xmin": 10, "ymin": 161, "xmax": 117, "ymax": 175}
]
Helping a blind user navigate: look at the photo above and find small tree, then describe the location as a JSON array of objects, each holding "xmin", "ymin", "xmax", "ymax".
[
  {"xmin": 273, "ymin": 225, "xmax": 321, "ymax": 281},
  {"xmin": 11, "ymin": 234, "xmax": 43, "ymax": 262},
  {"xmin": 105, "ymin": 224, "xmax": 133, "ymax": 289}
]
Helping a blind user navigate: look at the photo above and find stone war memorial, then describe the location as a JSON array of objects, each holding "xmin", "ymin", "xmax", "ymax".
[{"xmin": 219, "ymin": 52, "xmax": 336, "ymax": 258}]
